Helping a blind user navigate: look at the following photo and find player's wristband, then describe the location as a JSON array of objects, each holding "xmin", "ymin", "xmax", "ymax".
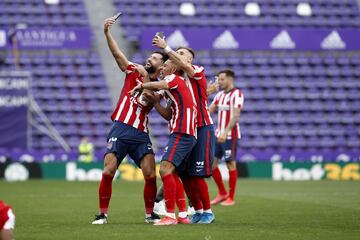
[{"xmin": 164, "ymin": 45, "xmax": 172, "ymax": 53}]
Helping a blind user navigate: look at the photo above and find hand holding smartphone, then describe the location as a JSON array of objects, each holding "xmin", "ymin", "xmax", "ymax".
[
  {"xmin": 114, "ymin": 12, "xmax": 122, "ymax": 21},
  {"xmin": 156, "ymin": 32, "xmax": 164, "ymax": 39}
]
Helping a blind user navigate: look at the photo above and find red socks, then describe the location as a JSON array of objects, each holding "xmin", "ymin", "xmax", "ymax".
[
  {"xmin": 212, "ymin": 167, "xmax": 238, "ymax": 200},
  {"xmin": 212, "ymin": 167, "xmax": 227, "ymax": 195},
  {"xmin": 144, "ymin": 176, "xmax": 157, "ymax": 214},
  {"xmin": 194, "ymin": 177, "xmax": 211, "ymax": 211},
  {"xmin": 181, "ymin": 176, "xmax": 203, "ymax": 211},
  {"xmin": 173, "ymin": 174, "xmax": 187, "ymax": 212},
  {"xmin": 99, "ymin": 173, "xmax": 114, "ymax": 214},
  {"xmin": 161, "ymin": 174, "xmax": 176, "ymax": 213},
  {"xmin": 99, "ymin": 173, "xmax": 158, "ymax": 215},
  {"xmin": 228, "ymin": 170, "xmax": 238, "ymax": 200}
]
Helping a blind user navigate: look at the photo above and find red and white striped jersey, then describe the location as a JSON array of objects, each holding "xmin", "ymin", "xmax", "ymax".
[
  {"xmin": 184, "ymin": 65, "xmax": 214, "ymax": 128},
  {"xmin": 160, "ymin": 74, "xmax": 197, "ymax": 137},
  {"xmin": 111, "ymin": 62, "xmax": 153, "ymax": 132},
  {"xmin": 212, "ymin": 88, "xmax": 244, "ymax": 139}
]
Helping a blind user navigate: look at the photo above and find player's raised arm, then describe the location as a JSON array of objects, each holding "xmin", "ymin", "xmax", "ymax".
[
  {"xmin": 152, "ymin": 36, "xmax": 195, "ymax": 78},
  {"xmin": 104, "ymin": 16, "xmax": 129, "ymax": 72}
]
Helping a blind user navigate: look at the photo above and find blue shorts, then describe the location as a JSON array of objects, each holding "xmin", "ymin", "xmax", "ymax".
[
  {"xmin": 187, "ymin": 125, "xmax": 216, "ymax": 177},
  {"xmin": 162, "ymin": 133, "xmax": 196, "ymax": 172},
  {"xmin": 105, "ymin": 121, "xmax": 154, "ymax": 168},
  {"xmin": 215, "ymin": 138, "xmax": 239, "ymax": 162}
]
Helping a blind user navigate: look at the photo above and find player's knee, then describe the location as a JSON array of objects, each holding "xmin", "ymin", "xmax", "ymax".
[
  {"xmin": 159, "ymin": 161, "xmax": 174, "ymax": 176},
  {"xmin": 140, "ymin": 155, "xmax": 156, "ymax": 178},
  {"xmin": 103, "ymin": 153, "xmax": 117, "ymax": 176},
  {"xmin": 227, "ymin": 161, "xmax": 237, "ymax": 171},
  {"xmin": 159, "ymin": 167, "xmax": 169, "ymax": 177},
  {"xmin": 103, "ymin": 167, "xmax": 117, "ymax": 176},
  {"xmin": 212, "ymin": 159, "xmax": 218, "ymax": 170},
  {"xmin": 212, "ymin": 163, "xmax": 217, "ymax": 170},
  {"xmin": 142, "ymin": 166, "xmax": 155, "ymax": 178}
]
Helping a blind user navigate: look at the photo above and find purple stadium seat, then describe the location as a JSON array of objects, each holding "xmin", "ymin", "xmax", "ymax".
[{"xmin": 2, "ymin": 0, "xmax": 360, "ymax": 158}]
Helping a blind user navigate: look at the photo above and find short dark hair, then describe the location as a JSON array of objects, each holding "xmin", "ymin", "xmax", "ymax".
[
  {"xmin": 175, "ymin": 46, "xmax": 195, "ymax": 59},
  {"xmin": 152, "ymin": 50, "xmax": 169, "ymax": 63},
  {"xmin": 218, "ymin": 69, "xmax": 235, "ymax": 78}
]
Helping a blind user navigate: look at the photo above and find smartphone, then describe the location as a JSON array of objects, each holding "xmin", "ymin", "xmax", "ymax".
[
  {"xmin": 156, "ymin": 32, "xmax": 164, "ymax": 39},
  {"xmin": 114, "ymin": 12, "xmax": 122, "ymax": 21}
]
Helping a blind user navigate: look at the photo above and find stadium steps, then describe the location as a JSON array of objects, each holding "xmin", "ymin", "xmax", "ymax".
[{"xmin": 82, "ymin": 0, "xmax": 134, "ymax": 105}]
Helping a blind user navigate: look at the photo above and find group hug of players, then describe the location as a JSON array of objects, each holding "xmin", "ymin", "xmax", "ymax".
[{"xmin": 92, "ymin": 16, "xmax": 244, "ymax": 226}]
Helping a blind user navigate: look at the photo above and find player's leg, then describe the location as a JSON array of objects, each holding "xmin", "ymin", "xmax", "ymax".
[
  {"xmin": 221, "ymin": 139, "xmax": 239, "ymax": 206},
  {"xmin": 180, "ymin": 175, "xmax": 203, "ymax": 214},
  {"xmin": 211, "ymin": 147, "xmax": 228, "ymax": 204},
  {"xmin": 158, "ymin": 134, "xmax": 181, "ymax": 221},
  {"xmin": 93, "ymin": 153, "xmax": 118, "ymax": 224},
  {"xmin": 130, "ymin": 137, "xmax": 159, "ymax": 223},
  {"xmin": 155, "ymin": 133, "xmax": 196, "ymax": 226},
  {"xmin": 100, "ymin": 153, "xmax": 118, "ymax": 210},
  {"xmin": 182, "ymin": 144, "xmax": 204, "ymax": 224},
  {"xmin": 187, "ymin": 125, "xmax": 215, "ymax": 223},
  {"xmin": 93, "ymin": 124, "xmax": 127, "ymax": 224},
  {"xmin": 139, "ymin": 153, "xmax": 159, "ymax": 223},
  {"xmin": 155, "ymin": 160, "xmax": 177, "ymax": 225},
  {"xmin": 173, "ymin": 173, "xmax": 190, "ymax": 224}
]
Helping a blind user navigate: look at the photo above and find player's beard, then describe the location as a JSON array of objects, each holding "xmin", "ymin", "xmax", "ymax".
[{"xmin": 145, "ymin": 65, "xmax": 157, "ymax": 74}]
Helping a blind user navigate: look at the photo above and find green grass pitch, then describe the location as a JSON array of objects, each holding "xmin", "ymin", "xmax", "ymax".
[{"xmin": 1, "ymin": 179, "xmax": 359, "ymax": 240}]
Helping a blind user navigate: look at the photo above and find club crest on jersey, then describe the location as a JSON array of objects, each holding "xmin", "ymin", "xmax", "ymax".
[{"xmin": 164, "ymin": 146, "xmax": 169, "ymax": 153}]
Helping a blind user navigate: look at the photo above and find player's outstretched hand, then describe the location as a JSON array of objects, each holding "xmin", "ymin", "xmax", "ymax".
[
  {"xmin": 129, "ymin": 84, "xmax": 142, "ymax": 96},
  {"xmin": 104, "ymin": 17, "xmax": 116, "ymax": 33},
  {"xmin": 152, "ymin": 35, "xmax": 167, "ymax": 49}
]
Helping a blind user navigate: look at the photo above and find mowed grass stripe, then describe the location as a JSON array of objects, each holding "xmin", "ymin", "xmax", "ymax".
[{"xmin": 0, "ymin": 180, "xmax": 359, "ymax": 240}]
